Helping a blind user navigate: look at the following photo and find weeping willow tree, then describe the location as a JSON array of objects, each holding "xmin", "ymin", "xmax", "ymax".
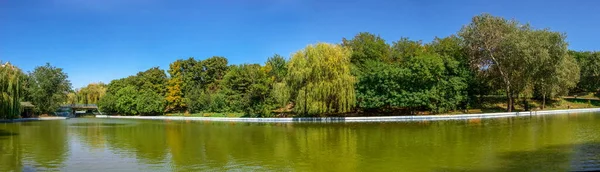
[
  {"xmin": 0, "ymin": 62, "xmax": 24, "ymax": 119},
  {"xmin": 286, "ymin": 43, "xmax": 356, "ymax": 116}
]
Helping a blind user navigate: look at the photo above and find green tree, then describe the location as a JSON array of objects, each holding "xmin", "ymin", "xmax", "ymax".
[
  {"xmin": 342, "ymin": 32, "xmax": 391, "ymax": 67},
  {"xmin": 221, "ymin": 64, "xmax": 273, "ymax": 116},
  {"xmin": 98, "ymin": 67, "xmax": 167, "ymax": 115},
  {"xmin": 356, "ymin": 54, "xmax": 467, "ymax": 113},
  {"xmin": 74, "ymin": 83, "xmax": 106, "ymax": 104},
  {"xmin": 0, "ymin": 62, "xmax": 26, "ymax": 119},
  {"xmin": 178, "ymin": 56, "xmax": 229, "ymax": 113},
  {"xmin": 135, "ymin": 89, "xmax": 166, "ymax": 115},
  {"xmin": 390, "ymin": 37, "xmax": 425, "ymax": 62},
  {"xmin": 427, "ymin": 36, "xmax": 478, "ymax": 110},
  {"xmin": 115, "ymin": 86, "xmax": 138, "ymax": 115},
  {"xmin": 286, "ymin": 43, "xmax": 356, "ymax": 116},
  {"xmin": 459, "ymin": 14, "xmax": 535, "ymax": 112},
  {"xmin": 265, "ymin": 55, "xmax": 290, "ymax": 110},
  {"xmin": 265, "ymin": 54, "xmax": 288, "ymax": 82},
  {"xmin": 571, "ymin": 51, "xmax": 600, "ymax": 94},
  {"xmin": 531, "ymin": 31, "xmax": 579, "ymax": 109},
  {"xmin": 27, "ymin": 63, "xmax": 72, "ymax": 114}
]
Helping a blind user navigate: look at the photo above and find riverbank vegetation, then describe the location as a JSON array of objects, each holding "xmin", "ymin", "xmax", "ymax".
[
  {"xmin": 2, "ymin": 14, "xmax": 600, "ymax": 118},
  {"xmin": 0, "ymin": 63, "xmax": 72, "ymax": 119},
  {"xmin": 95, "ymin": 14, "xmax": 599, "ymax": 117}
]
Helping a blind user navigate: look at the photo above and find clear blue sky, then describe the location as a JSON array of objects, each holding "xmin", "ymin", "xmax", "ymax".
[{"xmin": 1, "ymin": 0, "xmax": 599, "ymax": 88}]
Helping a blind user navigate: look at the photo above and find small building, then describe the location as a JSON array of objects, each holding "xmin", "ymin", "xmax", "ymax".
[{"xmin": 20, "ymin": 102, "xmax": 35, "ymax": 118}]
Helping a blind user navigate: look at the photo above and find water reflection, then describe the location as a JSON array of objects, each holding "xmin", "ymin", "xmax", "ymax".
[
  {"xmin": 0, "ymin": 121, "xmax": 69, "ymax": 171},
  {"xmin": 2, "ymin": 114, "xmax": 600, "ymax": 171}
]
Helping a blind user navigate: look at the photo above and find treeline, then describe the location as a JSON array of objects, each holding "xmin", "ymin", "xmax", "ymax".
[
  {"xmin": 3, "ymin": 14, "xmax": 600, "ymax": 119},
  {"xmin": 96, "ymin": 14, "xmax": 599, "ymax": 117},
  {"xmin": 0, "ymin": 63, "xmax": 72, "ymax": 119}
]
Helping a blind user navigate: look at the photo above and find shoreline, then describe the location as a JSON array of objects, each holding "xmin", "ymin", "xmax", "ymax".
[
  {"xmin": 0, "ymin": 117, "xmax": 69, "ymax": 123},
  {"xmin": 95, "ymin": 108, "xmax": 600, "ymax": 123}
]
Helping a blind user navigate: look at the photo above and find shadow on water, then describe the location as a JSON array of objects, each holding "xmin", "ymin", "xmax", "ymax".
[
  {"xmin": 0, "ymin": 129, "xmax": 18, "ymax": 138},
  {"xmin": 69, "ymin": 123, "xmax": 128, "ymax": 127},
  {"xmin": 0, "ymin": 130, "xmax": 18, "ymax": 141},
  {"xmin": 439, "ymin": 142, "xmax": 600, "ymax": 172}
]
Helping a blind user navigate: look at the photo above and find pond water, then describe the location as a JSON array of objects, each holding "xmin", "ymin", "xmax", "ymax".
[{"xmin": 2, "ymin": 113, "xmax": 600, "ymax": 171}]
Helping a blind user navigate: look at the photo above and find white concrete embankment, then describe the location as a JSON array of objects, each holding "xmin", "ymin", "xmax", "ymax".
[
  {"xmin": 95, "ymin": 108, "xmax": 600, "ymax": 123},
  {"xmin": 0, "ymin": 117, "xmax": 68, "ymax": 123}
]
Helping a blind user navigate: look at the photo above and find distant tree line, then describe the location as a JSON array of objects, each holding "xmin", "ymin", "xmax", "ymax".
[
  {"xmin": 93, "ymin": 14, "xmax": 598, "ymax": 116},
  {"xmin": 3, "ymin": 14, "xmax": 600, "ymax": 119}
]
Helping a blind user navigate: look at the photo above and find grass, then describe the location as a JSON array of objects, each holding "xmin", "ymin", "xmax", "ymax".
[
  {"xmin": 466, "ymin": 97, "xmax": 599, "ymax": 113},
  {"xmin": 165, "ymin": 95, "xmax": 600, "ymax": 118}
]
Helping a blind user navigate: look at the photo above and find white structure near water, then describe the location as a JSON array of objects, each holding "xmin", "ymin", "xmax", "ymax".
[{"xmin": 95, "ymin": 108, "xmax": 600, "ymax": 123}]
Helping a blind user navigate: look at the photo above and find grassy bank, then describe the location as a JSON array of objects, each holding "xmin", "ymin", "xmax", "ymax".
[
  {"xmin": 165, "ymin": 113, "xmax": 246, "ymax": 118},
  {"xmin": 153, "ymin": 97, "xmax": 600, "ymax": 118}
]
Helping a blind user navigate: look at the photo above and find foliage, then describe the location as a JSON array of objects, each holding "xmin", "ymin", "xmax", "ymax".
[
  {"xmin": 356, "ymin": 54, "xmax": 467, "ymax": 113},
  {"xmin": 286, "ymin": 43, "xmax": 356, "ymax": 116},
  {"xmin": 93, "ymin": 14, "xmax": 594, "ymax": 116},
  {"xmin": 342, "ymin": 32, "xmax": 391, "ymax": 66},
  {"xmin": 265, "ymin": 54, "xmax": 288, "ymax": 82},
  {"xmin": 99, "ymin": 67, "xmax": 167, "ymax": 115},
  {"xmin": 27, "ymin": 63, "xmax": 72, "ymax": 114},
  {"xmin": 186, "ymin": 88, "xmax": 228, "ymax": 113},
  {"xmin": 390, "ymin": 37, "xmax": 426, "ymax": 62},
  {"xmin": 221, "ymin": 64, "xmax": 273, "ymax": 116},
  {"xmin": 166, "ymin": 60, "xmax": 186, "ymax": 112},
  {"xmin": 459, "ymin": 13, "xmax": 575, "ymax": 111},
  {"xmin": 530, "ymin": 31, "xmax": 580, "ymax": 108},
  {"xmin": 0, "ymin": 62, "xmax": 26, "ymax": 119},
  {"xmin": 571, "ymin": 51, "xmax": 600, "ymax": 93},
  {"xmin": 68, "ymin": 83, "xmax": 106, "ymax": 104}
]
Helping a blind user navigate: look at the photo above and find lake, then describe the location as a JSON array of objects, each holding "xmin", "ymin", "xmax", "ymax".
[{"xmin": 2, "ymin": 113, "xmax": 600, "ymax": 171}]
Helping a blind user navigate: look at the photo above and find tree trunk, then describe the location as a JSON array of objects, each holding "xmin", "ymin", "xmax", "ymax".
[
  {"xmin": 506, "ymin": 89, "xmax": 512, "ymax": 112},
  {"xmin": 542, "ymin": 93, "xmax": 546, "ymax": 110},
  {"xmin": 510, "ymin": 93, "xmax": 516, "ymax": 112}
]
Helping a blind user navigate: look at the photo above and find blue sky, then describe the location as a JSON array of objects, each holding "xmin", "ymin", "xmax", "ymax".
[{"xmin": 1, "ymin": 0, "xmax": 599, "ymax": 88}]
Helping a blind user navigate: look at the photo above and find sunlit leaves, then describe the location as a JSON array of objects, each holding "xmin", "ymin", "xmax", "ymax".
[{"xmin": 286, "ymin": 43, "xmax": 356, "ymax": 115}]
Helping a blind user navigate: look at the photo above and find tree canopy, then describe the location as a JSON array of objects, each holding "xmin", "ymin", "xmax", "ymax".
[
  {"xmin": 99, "ymin": 67, "xmax": 167, "ymax": 115},
  {"xmin": 459, "ymin": 14, "xmax": 578, "ymax": 111},
  {"xmin": 1, "ymin": 13, "xmax": 589, "ymax": 119},
  {"xmin": 27, "ymin": 63, "xmax": 72, "ymax": 114},
  {"xmin": 0, "ymin": 62, "xmax": 26, "ymax": 119},
  {"xmin": 286, "ymin": 43, "xmax": 356, "ymax": 115}
]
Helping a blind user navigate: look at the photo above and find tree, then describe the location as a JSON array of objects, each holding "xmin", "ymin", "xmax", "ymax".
[
  {"xmin": 66, "ymin": 92, "xmax": 77, "ymax": 104},
  {"xmin": 74, "ymin": 83, "xmax": 106, "ymax": 104},
  {"xmin": 136, "ymin": 67, "xmax": 168, "ymax": 96},
  {"xmin": 356, "ymin": 54, "xmax": 468, "ymax": 113},
  {"xmin": 265, "ymin": 54, "xmax": 290, "ymax": 111},
  {"xmin": 342, "ymin": 32, "xmax": 391, "ymax": 67},
  {"xmin": 135, "ymin": 89, "xmax": 166, "ymax": 115},
  {"xmin": 531, "ymin": 31, "xmax": 579, "ymax": 109},
  {"xmin": 390, "ymin": 37, "xmax": 425, "ymax": 62},
  {"xmin": 166, "ymin": 60, "xmax": 186, "ymax": 112},
  {"xmin": 459, "ymin": 14, "xmax": 534, "ymax": 112},
  {"xmin": 265, "ymin": 54, "xmax": 288, "ymax": 82},
  {"xmin": 27, "ymin": 63, "xmax": 72, "ymax": 114},
  {"xmin": 98, "ymin": 67, "xmax": 166, "ymax": 115},
  {"xmin": 221, "ymin": 64, "xmax": 273, "ymax": 116},
  {"xmin": 427, "ymin": 36, "xmax": 479, "ymax": 110},
  {"xmin": 115, "ymin": 86, "xmax": 138, "ymax": 115},
  {"xmin": 571, "ymin": 51, "xmax": 600, "ymax": 94},
  {"xmin": 0, "ymin": 62, "xmax": 26, "ymax": 119},
  {"xmin": 286, "ymin": 43, "xmax": 356, "ymax": 116}
]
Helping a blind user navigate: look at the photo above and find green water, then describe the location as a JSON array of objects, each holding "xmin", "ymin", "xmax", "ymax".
[{"xmin": 1, "ymin": 114, "xmax": 600, "ymax": 171}]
